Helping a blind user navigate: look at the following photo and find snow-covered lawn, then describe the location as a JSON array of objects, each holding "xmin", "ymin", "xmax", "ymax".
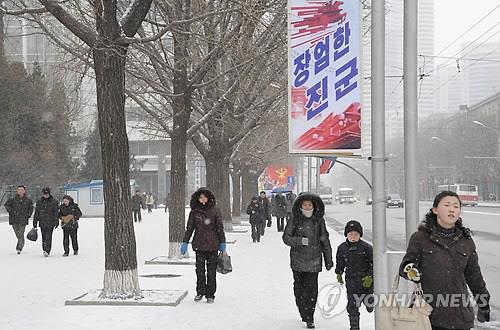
[{"xmin": 1, "ymin": 210, "xmax": 374, "ymax": 330}]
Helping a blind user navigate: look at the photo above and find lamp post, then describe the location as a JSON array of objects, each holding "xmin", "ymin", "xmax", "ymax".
[{"xmin": 472, "ymin": 120, "xmax": 500, "ymax": 158}]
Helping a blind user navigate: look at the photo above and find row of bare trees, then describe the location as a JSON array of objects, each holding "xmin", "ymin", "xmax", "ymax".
[{"xmin": 1, "ymin": 0, "xmax": 288, "ymax": 298}]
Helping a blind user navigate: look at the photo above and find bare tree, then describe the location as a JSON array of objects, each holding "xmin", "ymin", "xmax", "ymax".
[
  {"xmin": 3, "ymin": 0, "xmax": 154, "ymax": 299},
  {"xmin": 190, "ymin": 1, "xmax": 287, "ymax": 228}
]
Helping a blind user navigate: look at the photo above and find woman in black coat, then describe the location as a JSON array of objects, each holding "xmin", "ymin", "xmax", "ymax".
[
  {"xmin": 180, "ymin": 188, "xmax": 226, "ymax": 303},
  {"xmin": 59, "ymin": 195, "xmax": 82, "ymax": 257},
  {"xmin": 283, "ymin": 193, "xmax": 333, "ymax": 329},
  {"xmin": 400, "ymin": 191, "xmax": 490, "ymax": 330}
]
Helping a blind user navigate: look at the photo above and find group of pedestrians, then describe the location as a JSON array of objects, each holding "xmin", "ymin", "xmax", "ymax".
[
  {"xmin": 241, "ymin": 188, "xmax": 490, "ymax": 330},
  {"xmin": 131, "ymin": 190, "xmax": 157, "ymax": 222},
  {"xmin": 4, "ymin": 185, "xmax": 81, "ymax": 257}
]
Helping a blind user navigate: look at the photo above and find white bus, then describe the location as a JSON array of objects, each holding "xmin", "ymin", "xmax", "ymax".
[{"xmin": 437, "ymin": 184, "xmax": 478, "ymax": 206}]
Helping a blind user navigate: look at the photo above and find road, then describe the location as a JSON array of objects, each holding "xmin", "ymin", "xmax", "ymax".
[{"xmin": 324, "ymin": 202, "xmax": 500, "ymax": 329}]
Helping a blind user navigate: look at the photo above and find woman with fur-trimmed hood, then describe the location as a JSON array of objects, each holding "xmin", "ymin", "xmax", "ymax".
[
  {"xmin": 400, "ymin": 191, "xmax": 490, "ymax": 330},
  {"xmin": 180, "ymin": 188, "xmax": 226, "ymax": 304},
  {"xmin": 283, "ymin": 192, "xmax": 333, "ymax": 329}
]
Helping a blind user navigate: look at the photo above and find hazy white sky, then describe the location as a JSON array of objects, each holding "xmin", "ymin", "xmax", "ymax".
[{"xmin": 434, "ymin": 0, "xmax": 500, "ymax": 61}]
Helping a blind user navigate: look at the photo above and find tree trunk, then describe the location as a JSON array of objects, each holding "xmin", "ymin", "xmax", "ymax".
[
  {"xmin": 205, "ymin": 152, "xmax": 233, "ymax": 230},
  {"xmin": 94, "ymin": 47, "xmax": 141, "ymax": 299},
  {"xmin": 231, "ymin": 170, "xmax": 241, "ymax": 220},
  {"xmin": 0, "ymin": 9, "xmax": 4, "ymax": 59},
  {"xmin": 241, "ymin": 167, "xmax": 259, "ymax": 213},
  {"xmin": 168, "ymin": 117, "xmax": 190, "ymax": 259},
  {"xmin": 168, "ymin": 19, "xmax": 192, "ymax": 258}
]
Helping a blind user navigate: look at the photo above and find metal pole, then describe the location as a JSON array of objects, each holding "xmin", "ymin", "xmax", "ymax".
[
  {"xmin": 404, "ymin": 0, "xmax": 419, "ymax": 244},
  {"xmin": 307, "ymin": 157, "xmax": 312, "ymax": 192},
  {"xmin": 300, "ymin": 157, "xmax": 305, "ymax": 193},
  {"xmin": 315, "ymin": 157, "xmax": 321, "ymax": 194},
  {"xmin": 371, "ymin": 0, "xmax": 388, "ymax": 327}
]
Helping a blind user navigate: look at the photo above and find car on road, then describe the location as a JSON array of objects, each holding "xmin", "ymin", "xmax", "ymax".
[{"xmin": 387, "ymin": 194, "xmax": 404, "ymax": 208}]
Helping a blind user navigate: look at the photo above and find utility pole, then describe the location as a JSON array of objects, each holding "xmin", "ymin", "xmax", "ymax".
[
  {"xmin": 307, "ymin": 157, "xmax": 312, "ymax": 192},
  {"xmin": 315, "ymin": 157, "xmax": 321, "ymax": 194},
  {"xmin": 404, "ymin": 0, "xmax": 419, "ymax": 244},
  {"xmin": 371, "ymin": 0, "xmax": 388, "ymax": 328}
]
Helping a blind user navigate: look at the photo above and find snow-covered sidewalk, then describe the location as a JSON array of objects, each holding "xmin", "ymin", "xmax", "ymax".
[{"xmin": 0, "ymin": 209, "xmax": 374, "ymax": 330}]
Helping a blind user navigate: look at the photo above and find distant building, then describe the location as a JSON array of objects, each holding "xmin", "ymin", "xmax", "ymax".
[{"xmin": 64, "ymin": 180, "xmax": 138, "ymax": 217}]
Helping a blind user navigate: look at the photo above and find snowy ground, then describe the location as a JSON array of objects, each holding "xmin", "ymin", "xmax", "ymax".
[{"xmin": 0, "ymin": 209, "xmax": 374, "ymax": 330}]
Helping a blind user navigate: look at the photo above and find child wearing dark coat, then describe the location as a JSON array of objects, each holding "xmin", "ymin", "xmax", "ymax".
[
  {"xmin": 247, "ymin": 196, "xmax": 264, "ymax": 243},
  {"xmin": 335, "ymin": 220, "xmax": 374, "ymax": 330}
]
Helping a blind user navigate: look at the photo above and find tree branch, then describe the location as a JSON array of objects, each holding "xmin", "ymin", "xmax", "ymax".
[
  {"xmin": 119, "ymin": 0, "xmax": 154, "ymax": 37},
  {"xmin": 38, "ymin": 0, "xmax": 97, "ymax": 46}
]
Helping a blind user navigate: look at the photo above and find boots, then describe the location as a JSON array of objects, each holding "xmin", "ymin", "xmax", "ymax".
[{"xmin": 349, "ymin": 315, "xmax": 360, "ymax": 330}]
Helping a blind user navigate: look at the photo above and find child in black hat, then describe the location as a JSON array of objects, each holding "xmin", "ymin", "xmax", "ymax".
[{"xmin": 335, "ymin": 220, "xmax": 374, "ymax": 330}]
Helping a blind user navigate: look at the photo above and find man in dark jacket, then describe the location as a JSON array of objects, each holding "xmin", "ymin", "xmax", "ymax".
[
  {"xmin": 258, "ymin": 191, "xmax": 271, "ymax": 236},
  {"xmin": 33, "ymin": 187, "xmax": 59, "ymax": 257},
  {"xmin": 335, "ymin": 220, "xmax": 374, "ymax": 330},
  {"xmin": 181, "ymin": 188, "xmax": 226, "ymax": 303},
  {"xmin": 131, "ymin": 190, "xmax": 144, "ymax": 222},
  {"xmin": 272, "ymin": 192, "xmax": 288, "ymax": 232},
  {"xmin": 283, "ymin": 193, "xmax": 333, "ymax": 329},
  {"xmin": 247, "ymin": 196, "xmax": 264, "ymax": 243},
  {"xmin": 4, "ymin": 185, "xmax": 34, "ymax": 254}
]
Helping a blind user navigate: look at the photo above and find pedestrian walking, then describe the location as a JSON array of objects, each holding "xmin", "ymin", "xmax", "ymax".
[
  {"xmin": 272, "ymin": 192, "xmax": 287, "ymax": 232},
  {"xmin": 180, "ymin": 188, "xmax": 226, "ymax": 303},
  {"xmin": 285, "ymin": 192, "xmax": 297, "ymax": 223},
  {"xmin": 247, "ymin": 196, "xmax": 264, "ymax": 243},
  {"xmin": 335, "ymin": 220, "xmax": 374, "ymax": 330},
  {"xmin": 258, "ymin": 191, "xmax": 271, "ymax": 236},
  {"xmin": 145, "ymin": 192, "xmax": 154, "ymax": 213},
  {"xmin": 131, "ymin": 190, "xmax": 145, "ymax": 222},
  {"xmin": 283, "ymin": 193, "xmax": 333, "ymax": 329},
  {"xmin": 59, "ymin": 195, "xmax": 82, "ymax": 257},
  {"xmin": 32, "ymin": 187, "xmax": 59, "ymax": 257},
  {"xmin": 400, "ymin": 190, "xmax": 491, "ymax": 330},
  {"xmin": 4, "ymin": 185, "xmax": 34, "ymax": 254}
]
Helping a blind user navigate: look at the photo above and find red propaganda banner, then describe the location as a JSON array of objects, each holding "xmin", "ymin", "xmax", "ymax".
[
  {"xmin": 258, "ymin": 166, "xmax": 295, "ymax": 192},
  {"xmin": 288, "ymin": 0, "xmax": 361, "ymax": 154}
]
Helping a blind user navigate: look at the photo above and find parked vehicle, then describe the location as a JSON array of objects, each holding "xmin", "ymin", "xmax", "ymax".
[
  {"xmin": 337, "ymin": 188, "xmax": 355, "ymax": 205},
  {"xmin": 387, "ymin": 194, "xmax": 404, "ymax": 208},
  {"xmin": 437, "ymin": 184, "xmax": 478, "ymax": 206}
]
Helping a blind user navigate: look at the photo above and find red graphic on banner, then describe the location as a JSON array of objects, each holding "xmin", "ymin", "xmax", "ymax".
[
  {"xmin": 291, "ymin": 87, "xmax": 308, "ymax": 119},
  {"xmin": 294, "ymin": 102, "xmax": 360, "ymax": 150},
  {"xmin": 291, "ymin": 0, "xmax": 346, "ymax": 46}
]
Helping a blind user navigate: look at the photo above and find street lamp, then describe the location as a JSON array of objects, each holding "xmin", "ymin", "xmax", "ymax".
[{"xmin": 471, "ymin": 120, "xmax": 500, "ymax": 158}]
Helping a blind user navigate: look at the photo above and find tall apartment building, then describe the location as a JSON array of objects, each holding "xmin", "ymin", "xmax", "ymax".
[
  {"xmin": 435, "ymin": 42, "xmax": 500, "ymax": 114},
  {"xmin": 361, "ymin": 0, "xmax": 435, "ymax": 156}
]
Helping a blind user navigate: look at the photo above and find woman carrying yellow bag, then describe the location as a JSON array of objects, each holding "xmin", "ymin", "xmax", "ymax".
[
  {"xmin": 59, "ymin": 195, "xmax": 82, "ymax": 257},
  {"xmin": 400, "ymin": 191, "xmax": 490, "ymax": 330}
]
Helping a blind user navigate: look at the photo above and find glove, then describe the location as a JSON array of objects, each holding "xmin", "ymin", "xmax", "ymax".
[
  {"xmin": 267, "ymin": 220, "xmax": 272, "ymax": 227},
  {"xmin": 325, "ymin": 261, "xmax": 333, "ymax": 271},
  {"xmin": 477, "ymin": 306, "xmax": 490, "ymax": 323},
  {"xmin": 218, "ymin": 242, "xmax": 226, "ymax": 252},
  {"xmin": 180, "ymin": 242, "xmax": 188, "ymax": 255},
  {"xmin": 336, "ymin": 273, "xmax": 344, "ymax": 285},
  {"xmin": 301, "ymin": 237, "xmax": 309, "ymax": 246},
  {"xmin": 403, "ymin": 263, "xmax": 421, "ymax": 283},
  {"xmin": 362, "ymin": 275, "xmax": 373, "ymax": 288}
]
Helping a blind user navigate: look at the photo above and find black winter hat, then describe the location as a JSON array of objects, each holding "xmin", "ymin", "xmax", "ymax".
[
  {"xmin": 42, "ymin": 187, "xmax": 51, "ymax": 194},
  {"xmin": 344, "ymin": 220, "xmax": 363, "ymax": 237}
]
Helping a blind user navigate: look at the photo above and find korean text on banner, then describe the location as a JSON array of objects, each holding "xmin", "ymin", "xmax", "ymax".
[{"xmin": 288, "ymin": 0, "xmax": 361, "ymax": 154}]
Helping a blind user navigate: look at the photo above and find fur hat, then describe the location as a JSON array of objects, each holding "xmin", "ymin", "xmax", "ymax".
[{"xmin": 344, "ymin": 220, "xmax": 363, "ymax": 237}]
